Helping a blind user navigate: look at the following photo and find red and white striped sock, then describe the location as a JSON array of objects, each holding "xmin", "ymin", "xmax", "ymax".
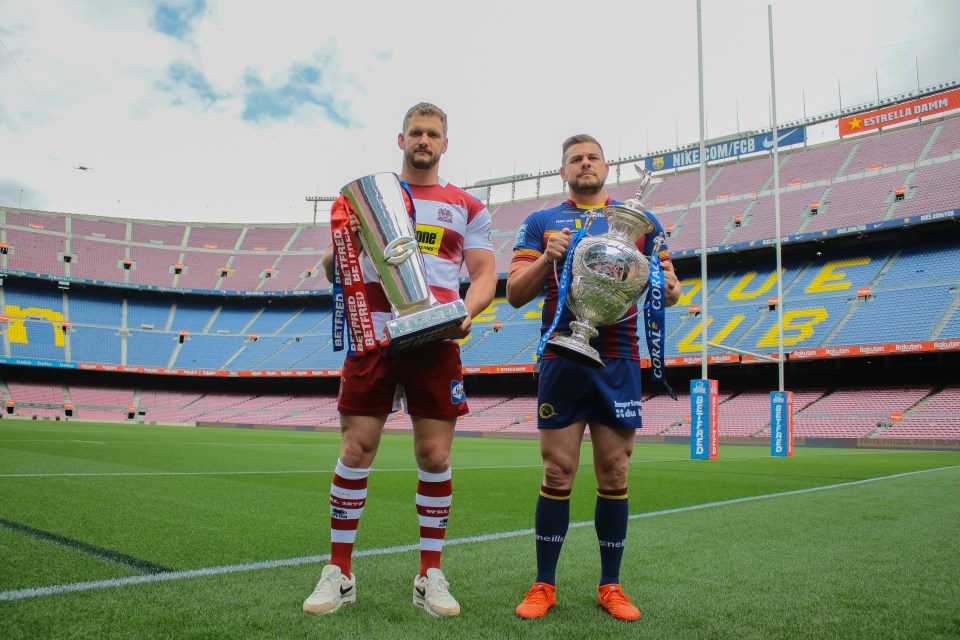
[
  {"xmin": 329, "ymin": 459, "xmax": 369, "ymax": 576},
  {"xmin": 416, "ymin": 467, "xmax": 452, "ymax": 577}
]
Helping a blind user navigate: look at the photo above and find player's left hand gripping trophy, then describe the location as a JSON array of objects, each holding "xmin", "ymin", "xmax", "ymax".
[{"xmin": 545, "ymin": 168, "xmax": 664, "ymax": 369}]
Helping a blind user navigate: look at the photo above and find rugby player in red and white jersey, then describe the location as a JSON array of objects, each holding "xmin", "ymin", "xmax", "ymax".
[{"xmin": 303, "ymin": 103, "xmax": 496, "ymax": 618}]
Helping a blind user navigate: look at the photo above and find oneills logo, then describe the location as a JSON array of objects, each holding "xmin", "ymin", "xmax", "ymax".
[{"xmin": 538, "ymin": 403, "xmax": 558, "ymax": 419}]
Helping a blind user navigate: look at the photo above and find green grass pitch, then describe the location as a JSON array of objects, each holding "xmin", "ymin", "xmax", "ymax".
[{"xmin": 1, "ymin": 421, "xmax": 958, "ymax": 639}]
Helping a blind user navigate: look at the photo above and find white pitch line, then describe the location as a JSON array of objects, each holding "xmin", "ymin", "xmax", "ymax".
[{"xmin": 1, "ymin": 464, "xmax": 956, "ymax": 603}]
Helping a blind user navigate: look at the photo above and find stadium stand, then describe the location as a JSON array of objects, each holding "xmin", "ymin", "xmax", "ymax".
[
  {"xmin": 791, "ymin": 386, "xmax": 933, "ymax": 439},
  {"xmin": 2, "ymin": 104, "xmax": 959, "ymax": 446},
  {"xmin": 131, "ymin": 220, "xmax": 186, "ymax": 245},
  {"xmin": 883, "ymin": 383, "xmax": 960, "ymax": 438},
  {"xmin": 127, "ymin": 245, "xmax": 177, "ymax": 287},
  {"xmin": 839, "ymin": 124, "xmax": 934, "ymax": 176}
]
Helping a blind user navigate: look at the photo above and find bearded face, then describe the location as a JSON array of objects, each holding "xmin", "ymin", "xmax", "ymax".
[
  {"xmin": 400, "ymin": 114, "xmax": 447, "ymax": 172},
  {"xmin": 406, "ymin": 144, "xmax": 440, "ymax": 170},
  {"xmin": 567, "ymin": 170, "xmax": 606, "ymax": 195},
  {"xmin": 562, "ymin": 142, "xmax": 608, "ymax": 196}
]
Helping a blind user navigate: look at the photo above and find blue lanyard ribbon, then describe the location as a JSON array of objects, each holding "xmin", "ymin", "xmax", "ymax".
[
  {"xmin": 643, "ymin": 251, "xmax": 676, "ymax": 399},
  {"xmin": 536, "ymin": 227, "xmax": 586, "ymax": 359}
]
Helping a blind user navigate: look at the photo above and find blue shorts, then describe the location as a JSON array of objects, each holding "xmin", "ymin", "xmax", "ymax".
[{"xmin": 537, "ymin": 357, "xmax": 644, "ymax": 430}]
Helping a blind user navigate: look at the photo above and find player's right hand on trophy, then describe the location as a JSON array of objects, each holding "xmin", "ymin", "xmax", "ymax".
[
  {"xmin": 440, "ymin": 315, "xmax": 472, "ymax": 341},
  {"xmin": 544, "ymin": 227, "xmax": 572, "ymax": 265}
]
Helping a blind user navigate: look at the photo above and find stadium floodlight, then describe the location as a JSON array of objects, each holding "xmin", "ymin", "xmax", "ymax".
[{"xmin": 306, "ymin": 195, "xmax": 337, "ymax": 226}]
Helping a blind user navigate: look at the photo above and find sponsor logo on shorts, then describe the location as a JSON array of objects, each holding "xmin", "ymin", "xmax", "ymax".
[
  {"xmin": 614, "ymin": 398, "xmax": 641, "ymax": 419},
  {"xmin": 539, "ymin": 403, "xmax": 557, "ymax": 419},
  {"xmin": 451, "ymin": 380, "xmax": 466, "ymax": 404}
]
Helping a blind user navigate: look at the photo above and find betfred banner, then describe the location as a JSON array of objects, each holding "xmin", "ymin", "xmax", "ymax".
[
  {"xmin": 645, "ymin": 126, "xmax": 805, "ymax": 172},
  {"xmin": 839, "ymin": 87, "xmax": 960, "ymax": 136},
  {"xmin": 770, "ymin": 391, "xmax": 794, "ymax": 457},
  {"xmin": 690, "ymin": 379, "xmax": 719, "ymax": 460}
]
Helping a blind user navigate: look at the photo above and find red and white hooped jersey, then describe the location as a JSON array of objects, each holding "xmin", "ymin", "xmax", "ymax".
[{"xmin": 356, "ymin": 179, "xmax": 493, "ymax": 336}]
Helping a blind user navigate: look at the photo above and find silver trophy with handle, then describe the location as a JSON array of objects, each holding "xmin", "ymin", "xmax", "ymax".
[
  {"xmin": 545, "ymin": 168, "xmax": 663, "ymax": 368},
  {"xmin": 340, "ymin": 172, "xmax": 467, "ymax": 356}
]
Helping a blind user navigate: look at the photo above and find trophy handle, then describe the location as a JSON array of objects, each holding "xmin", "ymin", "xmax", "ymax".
[
  {"xmin": 582, "ymin": 209, "xmax": 605, "ymax": 237},
  {"xmin": 614, "ymin": 308, "xmax": 642, "ymax": 325}
]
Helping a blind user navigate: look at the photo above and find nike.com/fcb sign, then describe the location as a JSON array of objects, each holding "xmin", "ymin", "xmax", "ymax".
[{"xmin": 645, "ymin": 126, "xmax": 806, "ymax": 172}]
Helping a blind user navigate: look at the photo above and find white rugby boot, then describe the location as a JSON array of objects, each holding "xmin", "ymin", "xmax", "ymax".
[
  {"xmin": 413, "ymin": 568, "xmax": 461, "ymax": 617},
  {"xmin": 302, "ymin": 564, "xmax": 356, "ymax": 615}
]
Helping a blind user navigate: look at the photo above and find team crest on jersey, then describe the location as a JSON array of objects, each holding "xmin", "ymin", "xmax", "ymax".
[
  {"xmin": 436, "ymin": 207, "xmax": 454, "ymax": 224},
  {"xmin": 451, "ymin": 380, "xmax": 466, "ymax": 404}
]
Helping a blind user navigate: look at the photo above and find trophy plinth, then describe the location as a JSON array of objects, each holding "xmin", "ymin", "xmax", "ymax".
[
  {"xmin": 544, "ymin": 320, "xmax": 603, "ymax": 368},
  {"xmin": 340, "ymin": 173, "xmax": 467, "ymax": 357},
  {"xmin": 383, "ymin": 299, "xmax": 467, "ymax": 357}
]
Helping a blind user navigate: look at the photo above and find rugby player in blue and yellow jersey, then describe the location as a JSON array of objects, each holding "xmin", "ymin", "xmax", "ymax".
[{"xmin": 507, "ymin": 134, "xmax": 681, "ymax": 621}]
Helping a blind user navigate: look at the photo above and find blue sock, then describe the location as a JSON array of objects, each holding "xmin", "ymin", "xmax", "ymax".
[
  {"xmin": 534, "ymin": 485, "xmax": 571, "ymax": 586},
  {"xmin": 595, "ymin": 488, "xmax": 629, "ymax": 586}
]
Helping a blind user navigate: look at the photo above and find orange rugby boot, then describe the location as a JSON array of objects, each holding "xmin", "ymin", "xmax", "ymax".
[
  {"xmin": 515, "ymin": 582, "xmax": 557, "ymax": 619},
  {"xmin": 597, "ymin": 583, "xmax": 641, "ymax": 621}
]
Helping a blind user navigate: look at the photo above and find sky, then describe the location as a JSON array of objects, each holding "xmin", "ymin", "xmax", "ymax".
[{"xmin": 2, "ymin": 0, "xmax": 959, "ymax": 225}]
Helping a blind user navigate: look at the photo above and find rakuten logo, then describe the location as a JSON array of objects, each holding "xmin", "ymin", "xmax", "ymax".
[{"xmin": 894, "ymin": 343, "xmax": 923, "ymax": 352}]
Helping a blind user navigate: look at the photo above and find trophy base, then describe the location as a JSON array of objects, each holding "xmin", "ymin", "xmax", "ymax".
[
  {"xmin": 382, "ymin": 300, "xmax": 468, "ymax": 357},
  {"xmin": 545, "ymin": 337, "xmax": 605, "ymax": 370}
]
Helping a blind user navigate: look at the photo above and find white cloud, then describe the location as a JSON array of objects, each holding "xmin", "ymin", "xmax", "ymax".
[{"xmin": 1, "ymin": 0, "xmax": 958, "ymax": 224}]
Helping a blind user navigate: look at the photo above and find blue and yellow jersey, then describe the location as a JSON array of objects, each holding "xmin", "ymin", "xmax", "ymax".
[{"xmin": 511, "ymin": 198, "xmax": 671, "ymax": 361}]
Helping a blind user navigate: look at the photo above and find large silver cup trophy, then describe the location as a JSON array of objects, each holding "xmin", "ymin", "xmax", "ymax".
[
  {"xmin": 545, "ymin": 168, "xmax": 662, "ymax": 369},
  {"xmin": 340, "ymin": 172, "xmax": 467, "ymax": 357}
]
